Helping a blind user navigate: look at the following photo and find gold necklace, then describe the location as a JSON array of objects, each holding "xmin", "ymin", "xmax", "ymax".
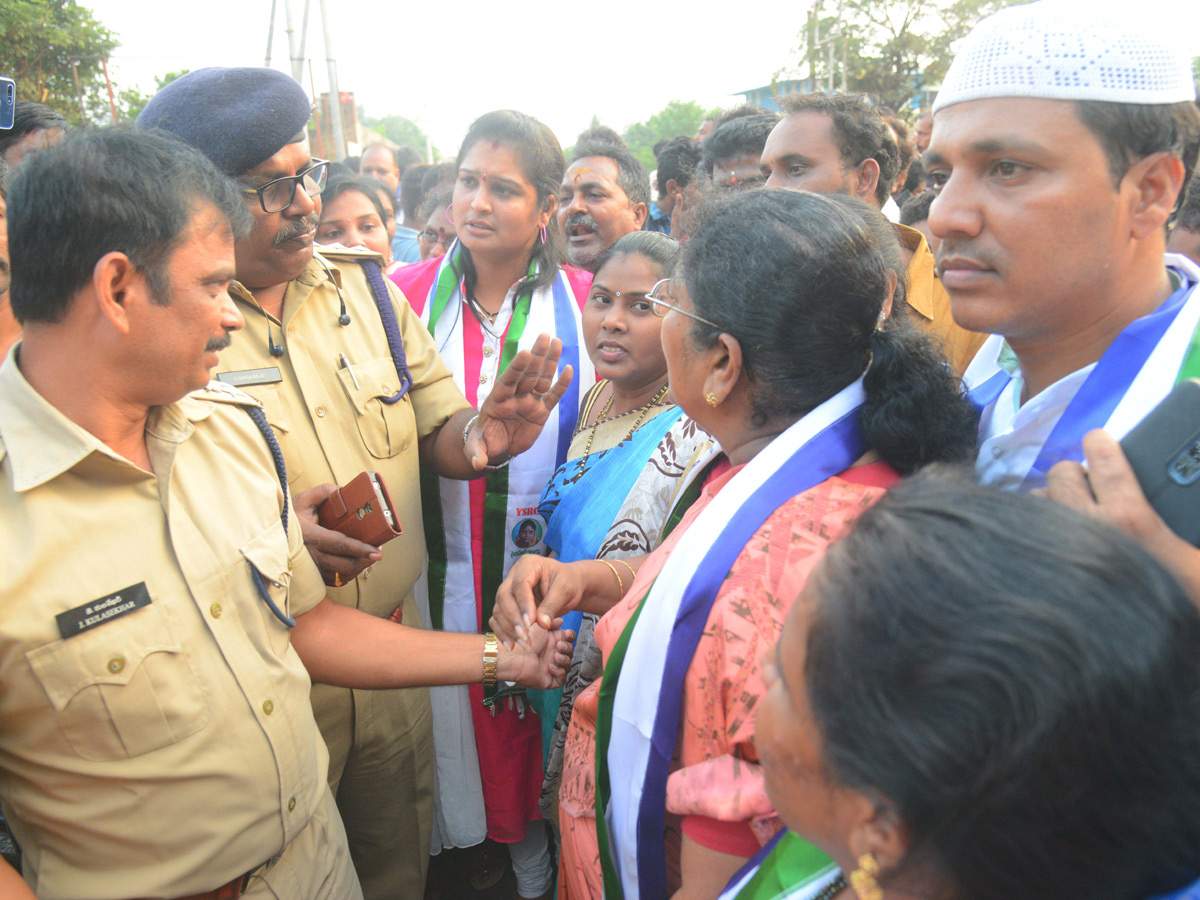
[{"xmin": 576, "ymin": 382, "xmax": 669, "ymax": 474}]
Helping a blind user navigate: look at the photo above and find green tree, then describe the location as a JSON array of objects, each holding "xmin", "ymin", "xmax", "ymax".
[
  {"xmin": 786, "ymin": 0, "xmax": 1026, "ymax": 115},
  {"xmin": 117, "ymin": 69, "xmax": 189, "ymax": 123},
  {"xmin": 360, "ymin": 112, "xmax": 438, "ymax": 160},
  {"xmin": 0, "ymin": 0, "xmax": 118, "ymax": 126},
  {"xmin": 623, "ymin": 100, "xmax": 716, "ymax": 170}
]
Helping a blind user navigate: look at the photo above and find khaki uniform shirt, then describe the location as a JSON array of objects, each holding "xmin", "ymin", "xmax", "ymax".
[
  {"xmin": 217, "ymin": 251, "xmax": 470, "ymax": 620},
  {"xmin": 896, "ymin": 222, "xmax": 989, "ymax": 376},
  {"xmin": 0, "ymin": 351, "xmax": 329, "ymax": 900}
]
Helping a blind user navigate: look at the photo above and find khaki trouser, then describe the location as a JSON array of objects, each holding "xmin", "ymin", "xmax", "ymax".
[{"xmin": 310, "ymin": 595, "xmax": 434, "ymax": 900}]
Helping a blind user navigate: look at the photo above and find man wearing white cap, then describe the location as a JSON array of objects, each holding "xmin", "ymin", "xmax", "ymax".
[{"xmin": 924, "ymin": 2, "xmax": 1200, "ymax": 593}]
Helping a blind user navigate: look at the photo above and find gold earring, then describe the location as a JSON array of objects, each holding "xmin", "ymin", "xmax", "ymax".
[
  {"xmin": 849, "ymin": 854, "xmax": 882, "ymax": 900},
  {"xmin": 705, "ymin": 392, "xmax": 719, "ymax": 407}
]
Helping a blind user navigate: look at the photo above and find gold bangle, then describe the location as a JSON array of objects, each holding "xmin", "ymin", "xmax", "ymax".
[
  {"xmin": 601, "ymin": 560, "xmax": 625, "ymax": 597},
  {"xmin": 482, "ymin": 632, "xmax": 499, "ymax": 692},
  {"xmin": 614, "ymin": 558, "xmax": 637, "ymax": 584}
]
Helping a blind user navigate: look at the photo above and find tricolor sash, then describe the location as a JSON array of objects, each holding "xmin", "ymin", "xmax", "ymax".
[
  {"xmin": 718, "ymin": 830, "xmax": 837, "ymax": 900},
  {"xmin": 595, "ymin": 378, "xmax": 867, "ymax": 900},
  {"xmin": 964, "ymin": 259, "xmax": 1200, "ymax": 490},
  {"xmin": 413, "ymin": 244, "xmax": 594, "ymax": 633},
  {"xmin": 717, "ymin": 833, "xmax": 1200, "ymax": 900}
]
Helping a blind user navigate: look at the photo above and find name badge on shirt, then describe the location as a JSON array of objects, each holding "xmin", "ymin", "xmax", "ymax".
[
  {"xmin": 56, "ymin": 583, "xmax": 152, "ymax": 639},
  {"xmin": 216, "ymin": 367, "xmax": 283, "ymax": 387}
]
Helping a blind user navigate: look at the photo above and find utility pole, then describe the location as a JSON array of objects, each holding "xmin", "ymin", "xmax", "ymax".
[
  {"xmin": 838, "ymin": 0, "xmax": 848, "ymax": 91},
  {"xmin": 265, "ymin": 0, "xmax": 277, "ymax": 66},
  {"xmin": 283, "ymin": 0, "xmax": 304, "ymax": 82},
  {"xmin": 827, "ymin": 27, "xmax": 835, "ymax": 91},
  {"xmin": 317, "ymin": 0, "xmax": 347, "ymax": 161},
  {"xmin": 807, "ymin": 5, "xmax": 817, "ymax": 93},
  {"xmin": 268, "ymin": 0, "xmax": 346, "ymax": 159},
  {"xmin": 298, "ymin": 0, "xmax": 311, "ymax": 78}
]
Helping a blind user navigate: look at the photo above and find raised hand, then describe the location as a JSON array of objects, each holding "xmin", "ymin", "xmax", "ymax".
[{"xmin": 464, "ymin": 332, "xmax": 575, "ymax": 470}]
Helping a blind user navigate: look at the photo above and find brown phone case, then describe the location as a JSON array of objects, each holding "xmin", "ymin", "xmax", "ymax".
[{"xmin": 317, "ymin": 471, "xmax": 402, "ymax": 547}]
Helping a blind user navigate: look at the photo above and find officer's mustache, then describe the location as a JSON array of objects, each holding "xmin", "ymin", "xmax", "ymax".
[
  {"xmin": 273, "ymin": 213, "xmax": 320, "ymax": 247},
  {"xmin": 205, "ymin": 332, "xmax": 233, "ymax": 352}
]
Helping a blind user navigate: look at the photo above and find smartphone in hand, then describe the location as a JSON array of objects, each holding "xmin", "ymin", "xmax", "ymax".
[
  {"xmin": 0, "ymin": 78, "xmax": 15, "ymax": 132},
  {"xmin": 1120, "ymin": 378, "xmax": 1200, "ymax": 546}
]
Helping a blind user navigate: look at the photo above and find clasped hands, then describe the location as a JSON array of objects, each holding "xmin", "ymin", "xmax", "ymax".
[{"xmin": 489, "ymin": 554, "xmax": 583, "ymax": 650}]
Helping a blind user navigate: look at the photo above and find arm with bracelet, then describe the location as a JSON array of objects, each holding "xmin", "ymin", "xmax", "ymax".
[
  {"xmin": 291, "ymin": 597, "xmax": 575, "ymax": 691},
  {"xmin": 488, "ymin": 553, "xmax": 650, "ymax": 649}
]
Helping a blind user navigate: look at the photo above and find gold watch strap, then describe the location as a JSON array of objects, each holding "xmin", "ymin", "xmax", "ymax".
[{"xmin": 483, "ymin": 632, "xmax": 499, "ymax": 703}]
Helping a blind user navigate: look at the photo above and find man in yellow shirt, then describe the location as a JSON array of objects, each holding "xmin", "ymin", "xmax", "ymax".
[{"xmin": 0, "ymin": 127, "xmax": 572, "ymax": 900}]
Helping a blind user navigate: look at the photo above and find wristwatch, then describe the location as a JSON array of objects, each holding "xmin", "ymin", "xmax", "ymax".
[{"xmin": 482, "ymin": 632, "xmax": 499, "ymax": 704}]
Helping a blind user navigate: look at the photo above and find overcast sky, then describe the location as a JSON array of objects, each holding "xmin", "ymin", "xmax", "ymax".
[{"xmin": 88, "ymin": 0, "xmax": 1199, "ymax": 158}]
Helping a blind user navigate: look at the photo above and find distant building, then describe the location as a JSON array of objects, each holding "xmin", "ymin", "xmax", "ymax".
[{"xmin": 734, "ymin": 80, "xmax": 809, "ymax": 111}]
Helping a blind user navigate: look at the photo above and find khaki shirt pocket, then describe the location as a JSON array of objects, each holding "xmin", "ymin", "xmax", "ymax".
[
  {"xmin": 241, "ymin": 518, "xmax": 294, "ymax": 655},
  {"xmin": 337, "ymin": 356, "xmax": 417, "ymax": 459},
  {"xmin": 27, "ymin": 602, "xmax": 210, "ymax": 761},
  {"xmin": 255, "ymin": 384, "xmax": 304, "ymax": 485}
]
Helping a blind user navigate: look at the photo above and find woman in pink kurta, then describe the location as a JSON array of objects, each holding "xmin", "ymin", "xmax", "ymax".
[
  {"xmin": 389, "ymin": 111, "xmax": 593, "ymax": 899},
  {"xmin": 557, "ymin": 462, "xmax": 898, "ymax": 898},
  {"xmin": 490, "ymin": 190, "xmax": 978, "ymax": 900}
]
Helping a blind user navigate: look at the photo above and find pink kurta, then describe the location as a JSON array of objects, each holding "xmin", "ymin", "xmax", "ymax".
[
  {"xmin": 390, "ymin": 257, "xmax": 593, "ymax": 843},
  {"xmin": 557, "ymin": 462, "xmax": 897, "ymax": 898}
]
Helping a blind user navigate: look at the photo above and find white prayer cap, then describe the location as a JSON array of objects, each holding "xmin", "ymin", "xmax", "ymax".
[{"xmin": 933, "ymin": 1, "xmax": 1196, "ymax": 113}]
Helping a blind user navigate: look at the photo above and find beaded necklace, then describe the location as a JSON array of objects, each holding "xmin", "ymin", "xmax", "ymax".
[
  {"xmin": 576, "ymin": 381, "xmax": 670, "ymax": 474},
  {"xmin": 812, "ymin": 874, "xmax": 847, "ymax": 900}
]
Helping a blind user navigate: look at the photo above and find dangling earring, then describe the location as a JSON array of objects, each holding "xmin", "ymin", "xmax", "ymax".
[
  {"xmin": 705, "ymin": 392, "xmax": 719, "ymax": 408},
  {"xmin": 539, "ymin": 223, "xmax": 547, "ymax": 245},
  {"xmin": 446, "ymin": 204, "xmax": 455, "ymax": 224},
  {"xmin": 849, "ymin": 854, "xmax": 882, "ymax": 900}
]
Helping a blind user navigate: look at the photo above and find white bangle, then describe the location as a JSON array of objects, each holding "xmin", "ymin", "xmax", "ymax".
[
  {"xmin": 462, "ymin": 413, "xmax": 480, "ymax": 451},
  {"xmin": 463, "ymin": 412, "xmax": 512, "ymax": 470}
]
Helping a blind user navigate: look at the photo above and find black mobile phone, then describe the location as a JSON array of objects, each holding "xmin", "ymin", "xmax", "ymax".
[
  {"xmin": 1120, "ymin": 378, "xmax": 1200, "ymax": 546},
  {"xmin": 0, "ymin": 78, "xmax": 14, "ymax": 131}
]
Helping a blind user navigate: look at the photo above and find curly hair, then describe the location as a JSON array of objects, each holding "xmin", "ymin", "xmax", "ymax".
[{"xmin": 777, "ymin": 92, "xmax": 900, "ymax": 207}]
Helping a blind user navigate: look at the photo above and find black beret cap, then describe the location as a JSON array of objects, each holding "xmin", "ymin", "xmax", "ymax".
[{"xmin": 137, "ymin": 67, "xmax": 311, "ymax": 176}]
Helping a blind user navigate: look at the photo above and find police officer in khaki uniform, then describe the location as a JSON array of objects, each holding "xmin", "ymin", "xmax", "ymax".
[
  {"xmin": 0, "ymin": 127, "xmax": 574, "ymax": 900},
  {"xmin": 137, "ymin": 68, "xmax": 577, "ymax": 900}
]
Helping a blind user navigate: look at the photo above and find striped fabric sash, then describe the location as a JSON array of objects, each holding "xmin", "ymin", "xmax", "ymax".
[
  {"xmin": 416, "ymin": 245, "xmax": 591, "ymax": 632},
  {"xmin": 718, "ymin": 835, "xmax": 1200, "ymax": 900},
  {"xmin": 595, "ymin": 379, "xmax": 867, "ymax": 900},
  {"xmin": 964, "ymin": 263, "xmax": 1200, "ymax": 490},
  {"xmin": 718, "ymin": 830, "xmax": 836, "ymax": 900}
]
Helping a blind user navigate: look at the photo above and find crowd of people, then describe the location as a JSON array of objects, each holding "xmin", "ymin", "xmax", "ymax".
[{"xmin": 0, "ymin": 3, "xmax": 1199, "ymax": 900}]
